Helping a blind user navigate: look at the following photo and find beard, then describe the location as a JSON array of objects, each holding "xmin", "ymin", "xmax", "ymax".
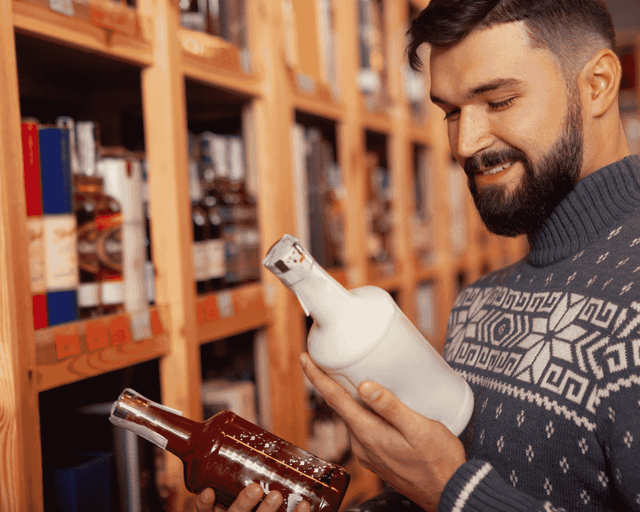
[{"xmin": 465, "ymin": 88, "xmax": 584, "ymax": 238}]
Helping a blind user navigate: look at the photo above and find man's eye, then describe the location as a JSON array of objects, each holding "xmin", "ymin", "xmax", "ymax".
[{"xmin": 488, "ymin": 98, "xmax": 516, "ymax": 110}]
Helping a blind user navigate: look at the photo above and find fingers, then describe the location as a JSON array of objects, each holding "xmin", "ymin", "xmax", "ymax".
[
  {"xmin": 226, "ymin": 484, "xmax": 267, "ymax": 512},
  {"xmin": 300, "ymin": 353, "xmax": 378, "ymax": 434},
  {"xmin": 300, "ymin": 353, "xmax": 422, "ymax": 440},
  {"xmin": 195, "ymin": 488, "xmax": 215, "ymax": 511},
  {"xmin": 357, "ymin": 380, "xmax": 429, "ymax": 439}
]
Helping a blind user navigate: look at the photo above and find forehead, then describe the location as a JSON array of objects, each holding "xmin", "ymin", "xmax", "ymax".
[{"xmin": 429, "ymin": 22, "xmax": 562, "ymax": 101}]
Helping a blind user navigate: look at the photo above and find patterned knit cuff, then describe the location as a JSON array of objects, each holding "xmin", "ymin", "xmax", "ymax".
[{"xmin": 438, "ymin": 460, "xmax": 539, "ymax": 512}]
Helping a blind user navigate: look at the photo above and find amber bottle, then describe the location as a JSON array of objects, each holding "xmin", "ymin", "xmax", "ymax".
[{"xmin": 110, "ymin": 389, "xmax": 350, "ymax": 512}]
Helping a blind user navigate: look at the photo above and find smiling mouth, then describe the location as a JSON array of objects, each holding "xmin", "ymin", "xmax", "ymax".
[{"xmin": 478, "ymin": 161, "xmax": 514, "ymax": 176}]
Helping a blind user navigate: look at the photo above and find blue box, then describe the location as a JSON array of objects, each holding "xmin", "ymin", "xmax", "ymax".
[{"xmin": 54, "ymin": 452, "xmax": 113, "ymax": 512}]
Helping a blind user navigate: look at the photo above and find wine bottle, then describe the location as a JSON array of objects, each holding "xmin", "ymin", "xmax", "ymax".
[
  {"xmin": 110, "ymin": 389, "xmax": 350, "ymax": 512},
  {"xmin": 263, "ymin": 234, "xmax": 474, "ymax": 437}
]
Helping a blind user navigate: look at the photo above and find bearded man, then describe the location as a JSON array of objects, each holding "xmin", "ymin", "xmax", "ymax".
[{"xmin": 197, "ymin": 1, "xmax": 640, "ymax": 511}]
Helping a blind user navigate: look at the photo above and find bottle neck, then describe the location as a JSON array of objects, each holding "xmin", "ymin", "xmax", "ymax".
[
  {"xmin": 291, "ymin": 262, "xmax": 353, "ymax": 325},
  {"xmin": 110, "ymin": 389, "xmax": 199, "ymax": 460},
  {"xmin": 263, "ymin": 235, "xmax": 353, "ymax": 324}
]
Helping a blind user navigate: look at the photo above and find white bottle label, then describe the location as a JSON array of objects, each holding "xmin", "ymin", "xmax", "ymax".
[
  {"xmin": 193, "ymin": 241, "xmax": 210, "ymax": 281},
  {"xmin": 206, "ymin": 239, "xmax": 226, "ymax": 279},
  {"xmin": 78, "ymin": 283, "xmax": 100, "ymax": 307},
  {"xmin": 27, "ymin": 217, "xmax": 46, "ymax": 294},
  {"xmin": 44, "ymin": 215, "xmax": 79, "ymax": 291},
  {"xmin": 130, "ymin": 310, "xmax": 153, "ymax": 341},
  {"xmin": 123, "ymin": 221, "xmax": 147, "ymax": 312},
  {"xmin": 145, "ymin": 261, "xmax": 156, "ymax": 303},
  {"xmin": 102, "ymin": 280, "xmax": 125, "ymax": 305}
]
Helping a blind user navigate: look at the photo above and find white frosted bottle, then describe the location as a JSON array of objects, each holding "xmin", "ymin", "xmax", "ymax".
[{"xmin": 263, "ymin": 234, "xmax": 474, "ymax": 436}]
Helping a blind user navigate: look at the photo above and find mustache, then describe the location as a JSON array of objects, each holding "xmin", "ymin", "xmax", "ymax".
[{"xmin": 464, "ymin": 148, "xmax": 528, "ymax": 175}]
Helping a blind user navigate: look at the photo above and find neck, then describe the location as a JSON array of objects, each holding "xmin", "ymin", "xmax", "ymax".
[
  {"xmin": 579, "ymin": 111, "xmax": 633, "ymax": 181},
  {"xmin": 527, "ymin": 154, "xmax": 640, "ymax": 266}
]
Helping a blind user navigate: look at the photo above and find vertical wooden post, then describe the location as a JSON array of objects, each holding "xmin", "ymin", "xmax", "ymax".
[
  {"xmin": 337, "ymin": 0, "xmax": 368, "ymax": 290},
  {"xmin": 137, "ymin": 0, "xmax": 201, "ymax": 507},
  {"xmin": 247, "ymin": 0, "xmax": 309, "ymax": 446},
  {"xmin": 386, "ymin": 0, "xmax": 417, "ymax": 321},
  {"xmin": 0, "ymin": 2, "xmax": 43, "ymax": 510}
]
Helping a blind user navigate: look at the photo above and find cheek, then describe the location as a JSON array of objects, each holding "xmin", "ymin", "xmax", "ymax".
[{"xmin": 501, "ymin": 94, "xmax": 567, "ymax": 152}]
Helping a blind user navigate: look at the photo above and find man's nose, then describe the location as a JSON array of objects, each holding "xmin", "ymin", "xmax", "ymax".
[{"xmin": 453, "ymin": 107, "xmax": 493, "ymax": 161}]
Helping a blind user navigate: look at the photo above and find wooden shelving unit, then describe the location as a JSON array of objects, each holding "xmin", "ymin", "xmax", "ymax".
[{"xmin": 0, "ymin": 0, "xmax": 531, "ymax": 510}]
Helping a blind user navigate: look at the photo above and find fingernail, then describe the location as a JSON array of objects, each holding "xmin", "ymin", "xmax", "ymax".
[
  {"xmin": 266, "ymin": 491, "xmax": 282, "ymax": 505},
  {"xmin": 299, "ymin": 353, "xmax": 308, "ymax": 368},
  {"xmin": 247, "ymin": 485, "xmax": 262, "ymax": 499},
  {"xmin": 359, "ymin": 381, "xmax": 380, "ymax": 400},
  {"xmin": 202, "ymin": 488, "xmax": 214, "ymax": 503}
]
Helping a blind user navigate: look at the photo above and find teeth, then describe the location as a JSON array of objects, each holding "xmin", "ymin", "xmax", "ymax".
[{"xmin": 481, "ymin": 161, "xmax": 513, "ymax": 175}]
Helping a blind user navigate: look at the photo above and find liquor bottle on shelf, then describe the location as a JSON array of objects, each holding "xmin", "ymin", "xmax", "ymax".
[
  {"xmin": 110, "ymin": 388, "xmax": 350, "ymax": 512},
  {"xmin": 73, "ymin": 174, "xmax": 103, "ymax": 319},
  {"xmin": 304, "ymin": 129, "xmax": 328, "ymax": 267},
  {"xmin": 198, "ymin": 132, "xmax": 226, "ymax": 291},
  {"xmin": 357, "ymin": 0, "xmax": 386, "ymax": 111},
  {"xmin": 323, "ymin": 153, "xmax": 346, "ymax": 269},
  {"xmin": 263, "ymin": 234, "xmax": 474, "ymax": 437},
  {"xmin": 95, "ymin": 149, "xmax": 127, "ymax": 316},
  {"xmin": 39, "ymin": 123, "xmax": 79, "ymax": 326},
  {"xmin": 208, "ymin": 134, "xmax": 241, "ymax": 288},
  {"xmin": 58, "ymin": 117, "xmax": 101, "ymax": 319},
  {"xmin": 228, "ymin": 135, "xmax": 260, "ymax": 284},
  {"xmin": 21, "ymin": 119, "xmax": 48, "ymax": 329},
  {"xmin": 364, "ymin": 153, "xmax": 393, "ymax": 265},
  {"xmin": 411, "ymin": 145, "xmax": 433, "ymax": 265},
  {"xmin": 188, "ymin": 140, "xmax": 212, "ymax": 295},
  {"xmin": 140, "ymin": 159, "xmax": 156, "ymax": 305},
  {"xmin": 120, "ymin": 153, "xmax": 152, "ymax": 338},
  {"xmin": 179, "ymin": 0, "xmax": 209, "ymax": 32},
  {"xmin": 220, "ymin": 0, "xmax": 246, "ymax": 49}
]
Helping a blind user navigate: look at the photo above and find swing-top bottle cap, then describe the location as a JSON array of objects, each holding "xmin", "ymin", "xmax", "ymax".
[{"xmin": 262, "ymin": 234, "xmax": 315, "ymax": 288}]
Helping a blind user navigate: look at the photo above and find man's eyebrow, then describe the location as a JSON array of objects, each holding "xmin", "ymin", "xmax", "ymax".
[{"xmin": 430, "ymin": 78, "xmax": 526, "ymax": 106}]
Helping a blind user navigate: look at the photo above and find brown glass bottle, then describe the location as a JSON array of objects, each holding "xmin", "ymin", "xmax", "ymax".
[
  {"xmin": 73, "ymin": 175, "xmax": 102, "ymax": 318},
  {"xmin": 110, "ymin": 389, "xmax": 350, "ymax": 512}
]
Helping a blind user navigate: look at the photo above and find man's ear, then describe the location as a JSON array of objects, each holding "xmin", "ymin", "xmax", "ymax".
[{"xmin": 579, "ymin": 48, "xmax": 622, "ymax": 118}]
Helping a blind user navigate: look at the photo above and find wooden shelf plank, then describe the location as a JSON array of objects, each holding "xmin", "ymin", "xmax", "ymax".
[
  {"xmin": 368, "ymin": 260, "xmax": 402, "ymax": 291},
  {"xmin": 35, "ymin": 306, "xmax": 170, "ymax": 392},
  {"xmin": 12, "ymin": 0, "xmax": 153, "ymax": 66},
  {"xmin": 179, "ymin": 29, "xmax": 261, "ymax": 97},
  {"xmin": 196, "ymin": 283, "xmax": 271, "ymax": 344},
  {"xmin": 288, "ymin": 68, "xmax": 346, "ymax": 121},
  {"xmin": 361, "ymin": 105, "xmax": 393, "ymax": 134}
]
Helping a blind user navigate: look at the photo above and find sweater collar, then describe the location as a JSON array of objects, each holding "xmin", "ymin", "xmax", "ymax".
[{"xmin": 527, "ymin": 155, "xmax": 640, "ymax": 267}]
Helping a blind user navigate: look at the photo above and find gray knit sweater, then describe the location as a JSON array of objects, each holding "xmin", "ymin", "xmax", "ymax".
[{"xmin": 347, "ymin": 154, "xmax": 640, "ymax": 512}]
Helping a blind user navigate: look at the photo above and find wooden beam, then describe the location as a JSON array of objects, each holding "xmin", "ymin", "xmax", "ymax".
[{"xmin": 0, "ymin": 2, "xmax": 43, "ymax": 510}]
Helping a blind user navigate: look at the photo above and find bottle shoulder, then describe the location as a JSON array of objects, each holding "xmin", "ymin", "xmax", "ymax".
[{"xmin": 307, "ymin": 285, "xmax": 397, "ymax": 369}]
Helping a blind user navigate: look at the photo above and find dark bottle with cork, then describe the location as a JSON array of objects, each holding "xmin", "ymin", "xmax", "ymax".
[{"xmin": 110, "ymin": 388, "xmax": 350, "ymax": 512}]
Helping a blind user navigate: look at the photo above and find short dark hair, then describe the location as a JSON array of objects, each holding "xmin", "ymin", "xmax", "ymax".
[{"xmin": 407, "ymin": 0, "xmax": 616, "ymax": 78}]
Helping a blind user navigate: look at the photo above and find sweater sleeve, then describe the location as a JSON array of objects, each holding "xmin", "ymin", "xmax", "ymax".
[
  {"xmin": 437, "ymin": 461, "xmax": 554, "ymax": 512},
  {"xmin": 438, "ymin": 371, "xmax": 640, "ymax": 512}
]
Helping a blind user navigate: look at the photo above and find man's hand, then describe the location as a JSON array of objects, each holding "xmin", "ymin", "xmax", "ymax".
[
  {"xmin": 300, "ymin": 352, "xmax": 467, "ymax": 512},
  {"xmin": 195, "ymin": 483, "xmax": 310, "ymax": 512}
]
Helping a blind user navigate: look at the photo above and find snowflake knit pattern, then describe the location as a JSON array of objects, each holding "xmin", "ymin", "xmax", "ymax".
[{"xmin": 347, "ymin": 155, "xmax": 640, "ymax": 512}]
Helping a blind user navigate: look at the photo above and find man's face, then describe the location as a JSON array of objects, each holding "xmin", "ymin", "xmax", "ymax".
[{"xmin": 429, "ymin": 22, "xmax": 584, "ymax": 237}]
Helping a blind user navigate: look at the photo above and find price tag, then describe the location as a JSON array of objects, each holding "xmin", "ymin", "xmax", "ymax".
[
  {"xmin": 199, "ymin": 295, "xmax": 219, "ymax": 324},
  {"xmin": 85, "ymin": 319, "xmax": 109, "ymax": 351},
  {"xmin": 109, "ymin": 315, "xmax": 132, "ymax": 346},
  {"xmin": 89, "ymin": 0, "xmax": 136, "ymax": 37},
  {"xmin": 54, "ymin": 325, "xmax": 81, "ymax": 360}
]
